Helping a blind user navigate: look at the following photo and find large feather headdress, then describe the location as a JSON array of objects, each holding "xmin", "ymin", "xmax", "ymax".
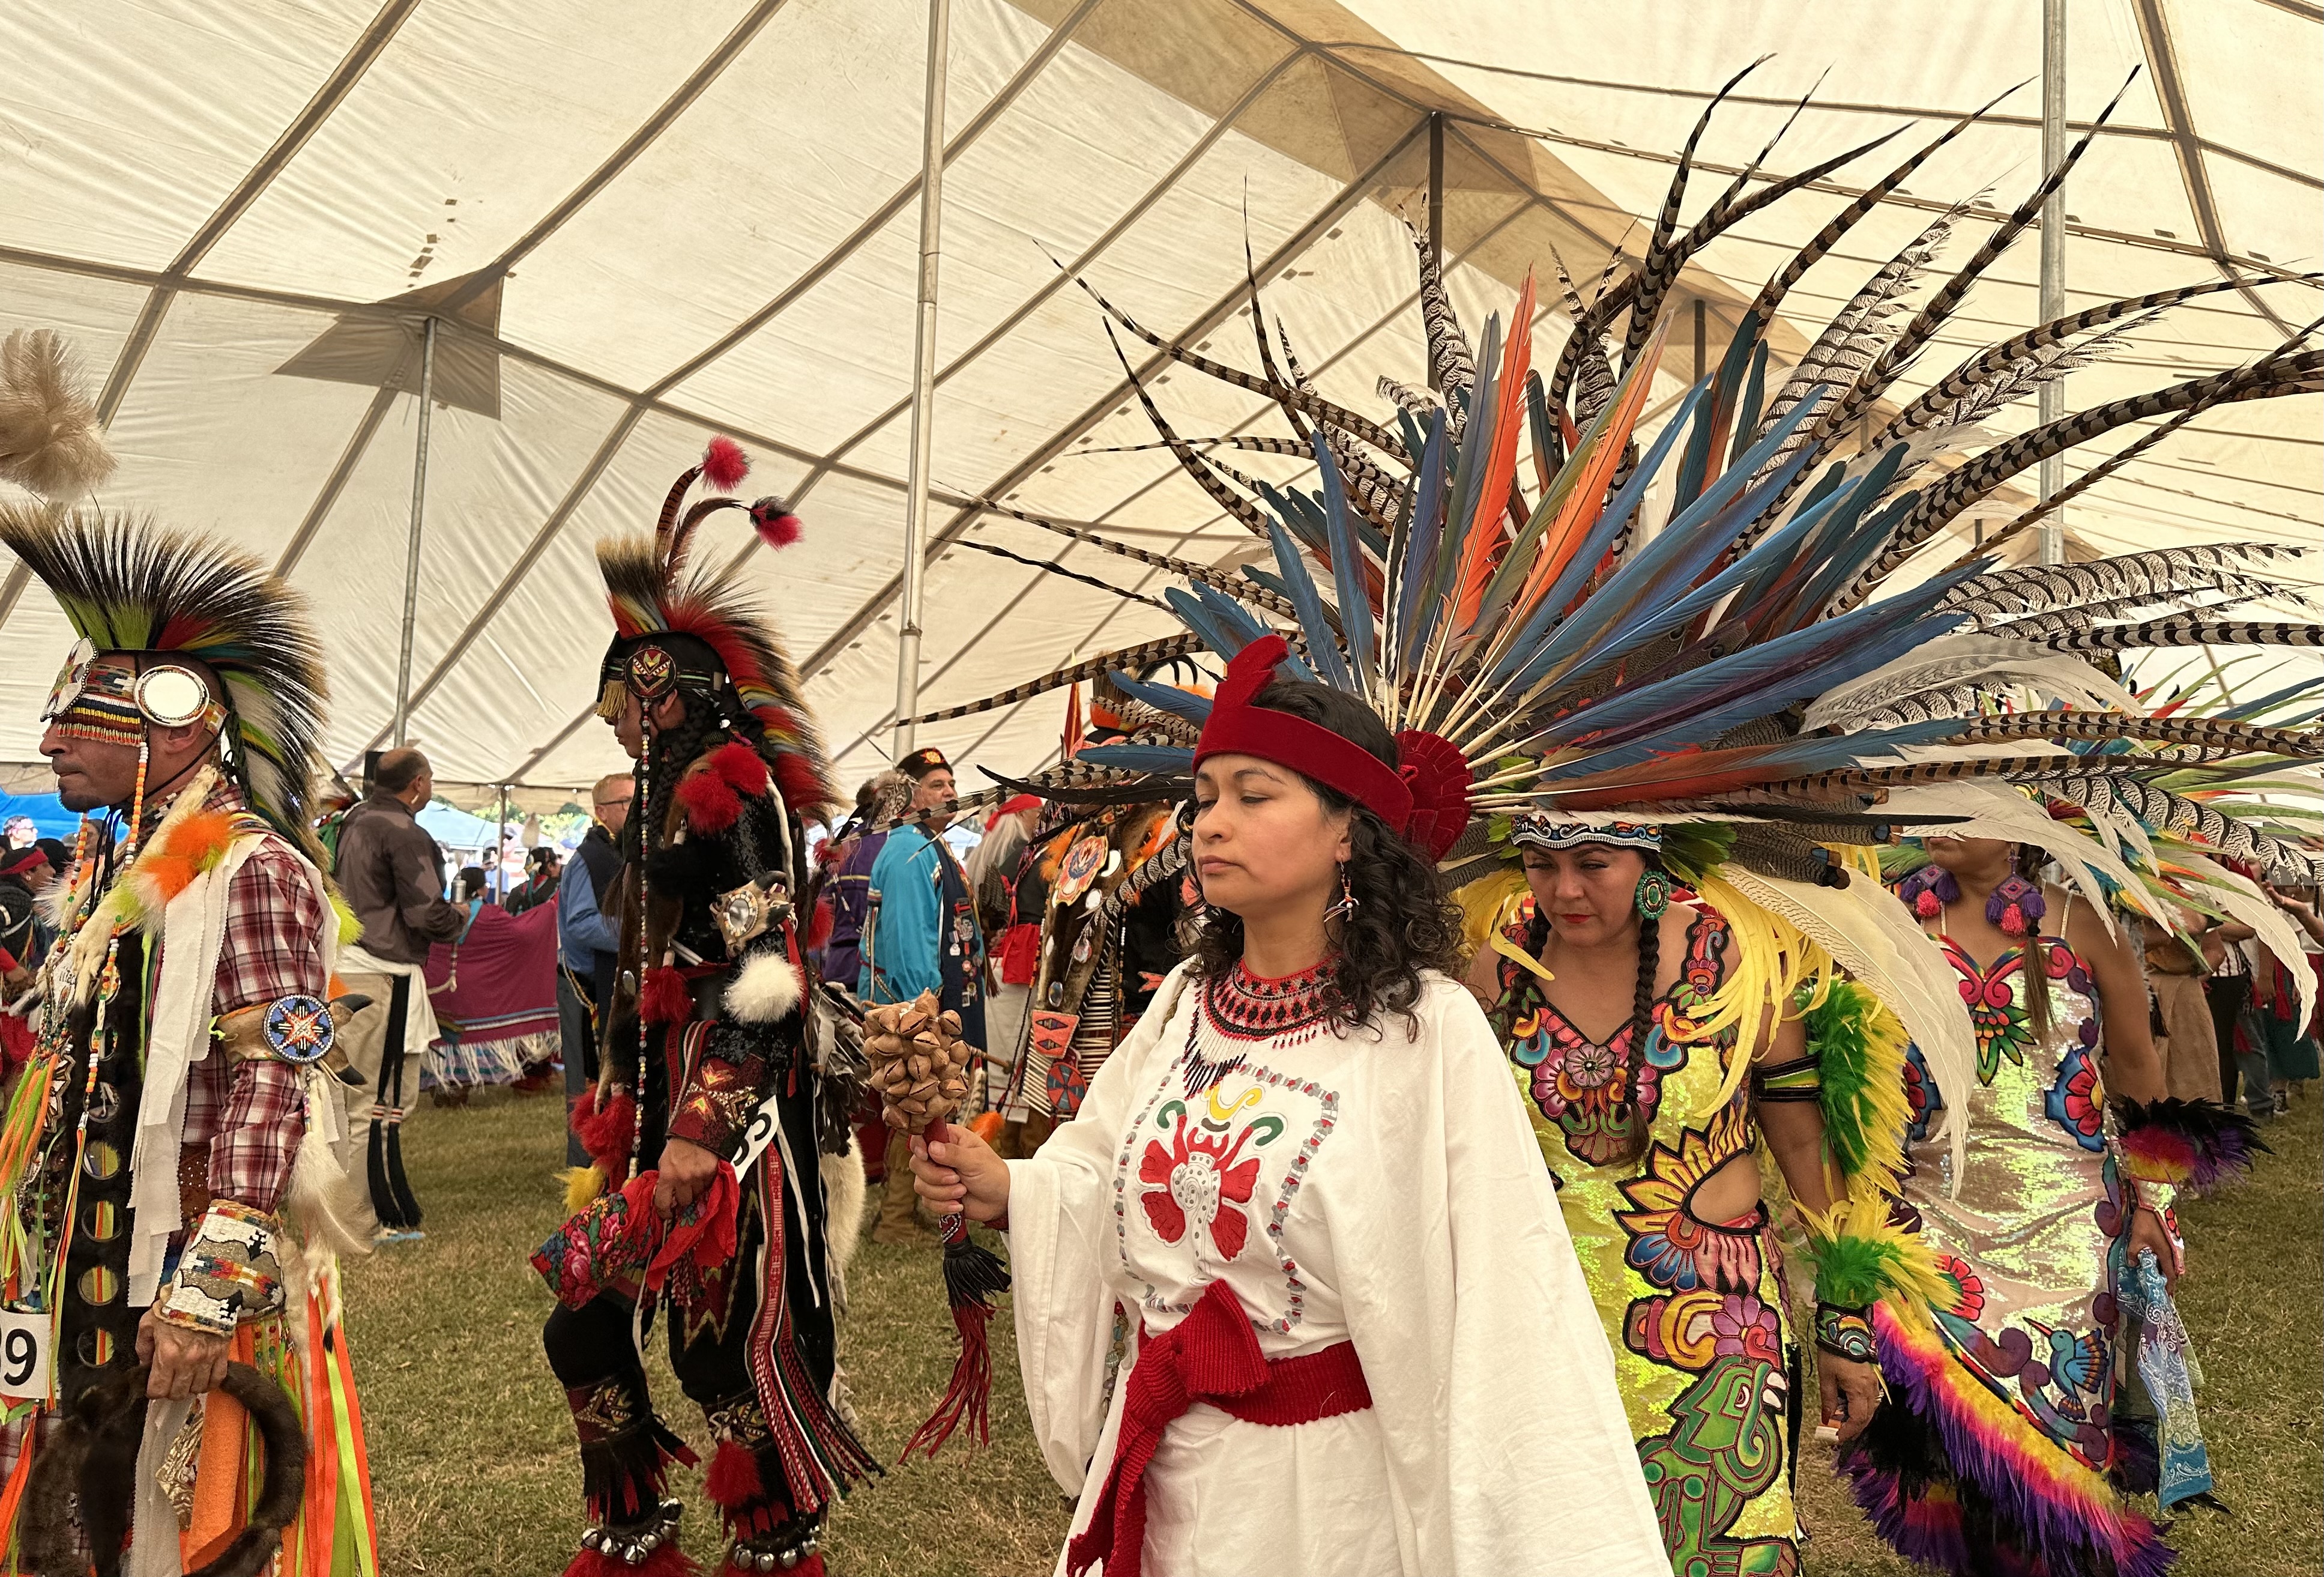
[
  {"xmin": 596, "ymin": 437, "xmax": 833, "ymax": 811},
  {"xmin": 922, "ymin": 65, "xmax": 2324, "ymax": 1164},
  {"xmin": 0, "ymin": 506, "xmax": 328, "ymax": 843}
]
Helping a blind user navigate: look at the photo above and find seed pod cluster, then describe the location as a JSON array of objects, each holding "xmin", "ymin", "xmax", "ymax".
[{"xmin": 862, "ymin": 988, "xmax": 971, "ymax": 1134}]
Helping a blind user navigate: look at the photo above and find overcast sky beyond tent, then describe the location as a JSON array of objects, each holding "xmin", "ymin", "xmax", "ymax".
[{"xmin": 0, "ymin": 0, "xmax": 2315, "ymax": 808}]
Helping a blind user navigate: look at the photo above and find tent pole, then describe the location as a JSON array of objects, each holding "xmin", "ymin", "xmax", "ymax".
[
  {"xmin": 496, "ymin": 780, "xmax": 509, "ymax": 901},
  {"xmin": 392, "ymin": 315, "xmax": 437, "ymax": 746},
  {"xmin": 893, "ymin": 0, "xmax": 952, "ymax": 757},
  {"xmin": 2037, "ymin": 0, "xmax": 2067, "ymax": 566},
  {"xmin": 1426, "ymin": 112, "xmax": 1444, "ymax": 392}
]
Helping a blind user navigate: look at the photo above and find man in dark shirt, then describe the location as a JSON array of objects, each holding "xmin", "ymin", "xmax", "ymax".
[{"xmin": 331, "ymin": 746, "xmax": 466, "ymax": 1233}]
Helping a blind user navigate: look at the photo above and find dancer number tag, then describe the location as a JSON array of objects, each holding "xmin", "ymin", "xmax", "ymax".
[{"xmin": 0, "ymin": 1309, "xmax": 53, "ymax": 1403}]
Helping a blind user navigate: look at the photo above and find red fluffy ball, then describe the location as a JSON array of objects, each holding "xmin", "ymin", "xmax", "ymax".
[
  {"xmin": 702, "ymin": 436, "xmax": 750, "ymax": 493},
  {"xmin": 573, "ymin": 1091, "xmax": 637, "ymax": 1173},
  {"xmin": 708, "ymin": 739, "xmax": 770, "ymax": 795},
  {"xmin": 806, "ymin": 897, "xmax": 833, "ymax": 951},
  {"xmin": 640, "ymin": 965, "xmax": 692, "ymax": 1025},
  {"xmin": 703, "ymin": 1439, "xmax": 765, "ymax": 1510},
  {"xmin": 749, "ymin": 497, "xmax": 802, "ymax": 548},
  {"xmin": 677, "ymin": 769, "xmax": 743, "ymax": 835}
]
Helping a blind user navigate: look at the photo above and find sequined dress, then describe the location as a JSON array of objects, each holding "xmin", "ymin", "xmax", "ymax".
[
  {"xmin": 1489, "ymin": 898, "xmax": 1804, "ymax": 1576},
  {"xmin": 1846, "ymin": 919, "xmax": 2172, "ymax": 1577}
]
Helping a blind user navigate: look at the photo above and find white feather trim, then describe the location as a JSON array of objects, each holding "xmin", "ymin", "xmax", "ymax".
[
  {"xmin": 725, "ymin": 948, "xmax": 803, "ymax": 1023},
  {"xmin": 1721, "ymin": 865, "xmax": 1978, "ymax": 1187},
  {"xmin": 2175, "ymin": 853, "xmax": 2319, "ymax": 1035}
]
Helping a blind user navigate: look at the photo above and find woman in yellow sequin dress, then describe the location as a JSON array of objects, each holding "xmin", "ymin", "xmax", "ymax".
[{"xmin": 1470, "ymin": 817, "xmax": 1886, "ymax": 1577}]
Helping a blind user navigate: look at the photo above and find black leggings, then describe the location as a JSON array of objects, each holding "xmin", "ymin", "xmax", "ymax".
[{"xmin": 2206, "ymin": 975, "xmax": 2251, "ymax": 1106}]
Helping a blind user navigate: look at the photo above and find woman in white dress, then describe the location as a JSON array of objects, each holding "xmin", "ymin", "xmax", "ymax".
[{"xmin": 911, "ymin": 636, "xmax": 1671, "ymax": 1577}]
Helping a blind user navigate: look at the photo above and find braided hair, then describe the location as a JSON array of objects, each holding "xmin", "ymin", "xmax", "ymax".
[
  {"xmin": 1611, "ymin": 861, "xmax": 1667, "ymax": 1165},
  {"xmin": 2014, "ymin": 843, "xmax": 2056, "ymax": 1049}
]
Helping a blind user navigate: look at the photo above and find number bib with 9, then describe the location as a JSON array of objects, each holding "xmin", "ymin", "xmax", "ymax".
[{"xmin": 0, "ymin": 1309, "xmax": 53, "ymax": 1403}]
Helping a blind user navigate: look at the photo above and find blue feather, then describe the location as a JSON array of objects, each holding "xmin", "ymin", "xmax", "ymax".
[
  {"xmin": 1396, "ymin": 409, "xmax": 1451, "ymax": 669},
  {"xmin": 1480, "ymin": 383, "xmax": 1708, "ymax": 688},
  {"xmin": 1546, "ymin": 565, "xmax": 1983, "ymax": 747},
  {"xmin": 1507, "ymin": 398, "xmax": 1828, "ymax": 692},
  {"xmin": 1107, "ymin": 673, "xmax": 1213, "ymax": 726},
  {"xmin": 1266, "ymin": 512, "xmax": 1351, "ymax": 690},
  {"xmin": 1311, "ymin": 431, "xmax": 1375, "ymax": 694},
  {"xmin": 1164, "ymin": 586, "xmax": 1250, "ymax": 661},
  {"xmin": 1186, "ymin": 583, "xmax": 1316, "ymax": 683}
]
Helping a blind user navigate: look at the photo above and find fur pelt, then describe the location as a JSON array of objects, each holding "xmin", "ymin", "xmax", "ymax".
[
  {"xmin": 822, "ymin": 1135, "xmax": 865, "ymax": 1312},
  {"xmin": 20, "ymin": 1361, "xmax": 307, "ymax": 1577}
]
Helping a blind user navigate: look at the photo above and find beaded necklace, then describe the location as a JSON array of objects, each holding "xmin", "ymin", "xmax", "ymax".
[{"xmin": 1183, "ymin": 956, "xmax": 1333, "ymax": 1094}]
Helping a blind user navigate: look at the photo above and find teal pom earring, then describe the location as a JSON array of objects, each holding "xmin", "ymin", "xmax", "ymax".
[{"xmin": 1634, "ymin": 867, "xmax": 1674, "ymax": 920}]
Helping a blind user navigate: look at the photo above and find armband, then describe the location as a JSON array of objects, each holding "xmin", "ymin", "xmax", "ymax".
[
  {"xmin": 156, "ymin": 1199, "xmax": 286, "ymax": 1336},
  {"xmin": 1751, "ymin": 1052, "xmax": 1823, "ymax": 1103},
  {"xmin": 1801, "ymin": 1189, "xmax": 1948, "ymax": 1318},
  {"xmin": 211, "ymin": 993, "xmax": 337, "ymax": 1067}
]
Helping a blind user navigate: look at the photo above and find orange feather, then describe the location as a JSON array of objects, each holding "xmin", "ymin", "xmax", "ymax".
[
  {"xmin": 1452, "ymin": 273, "xmax": 1536, "ymax": 631},
  {"xmin": 1514, "ymin": 319, "xmax": 1671, "ymax": 620}
]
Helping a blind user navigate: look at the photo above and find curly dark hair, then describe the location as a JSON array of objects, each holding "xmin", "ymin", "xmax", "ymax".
[{"xmin": 1190, "ymin": 678, "xmax": 1464, "ymax": 1035}]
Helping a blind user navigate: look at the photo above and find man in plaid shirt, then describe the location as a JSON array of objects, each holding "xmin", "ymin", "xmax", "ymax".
[{"xmin": 0, "ymin": 502, "xmax": 376, "ymax": 1564}]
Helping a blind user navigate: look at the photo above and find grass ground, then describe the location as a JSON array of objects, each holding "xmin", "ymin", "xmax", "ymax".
[{"xmin": 348, "ymin": 1085, "xmax": 2320, "ymax": 1576}]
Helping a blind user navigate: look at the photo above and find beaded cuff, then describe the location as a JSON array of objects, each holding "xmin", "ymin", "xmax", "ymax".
[
  {"xmin": 1814, "ymin": 1301, "xmax": 1877, "ymax": 1363},
  {"xmin": 156, "ymin": 1199, "xmax": 286, "ymax": 1336}
]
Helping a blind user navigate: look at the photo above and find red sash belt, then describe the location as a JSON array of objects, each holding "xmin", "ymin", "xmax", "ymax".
[{"xmin": 1065, "ymin": 1279, "xmax": 1372, "ymax": 1577}]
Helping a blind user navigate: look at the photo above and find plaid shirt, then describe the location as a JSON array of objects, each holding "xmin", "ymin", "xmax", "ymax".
[{"xmin": 172, "ymin": 784, "xmax": 325, "ymax": 1214}]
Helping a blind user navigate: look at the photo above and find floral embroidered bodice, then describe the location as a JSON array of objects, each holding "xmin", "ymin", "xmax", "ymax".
[{"xmin": 1491, "ymin": 901, "xmax": 1737, "ymax": 1171}]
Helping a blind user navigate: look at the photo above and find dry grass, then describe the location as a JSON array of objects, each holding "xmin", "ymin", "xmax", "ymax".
[{"xmin": 348, "ymin": 1086, "xmax": 2319, "ymax": 1576}]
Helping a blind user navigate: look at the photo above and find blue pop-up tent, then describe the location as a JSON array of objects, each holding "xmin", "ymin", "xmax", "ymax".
[{"xmin": 0, "ymin": 788, "xmax": 79, "ymax": 841}]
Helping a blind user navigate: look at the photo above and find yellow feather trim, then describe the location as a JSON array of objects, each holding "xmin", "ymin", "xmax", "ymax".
[
  {"xmin": 1451, "ymin": 868, "xmax": 1547, "ymax": 980},
  {"xmin": 560, "ymin": 1164, "xmax": 606, "ymax": 1215},
  {"xmin": 330, "ymin": 891, "xmax": 362, "ymax": 946},
  {"xmin": 1800, "ymin": 1184, "xmax": 1949, "ymax": 1327},
  {"xmin": 1689, "ymin": 872, "xmax": 1839, "ymax": 1112}
]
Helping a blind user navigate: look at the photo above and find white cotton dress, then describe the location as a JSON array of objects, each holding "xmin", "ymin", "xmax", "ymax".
[{"xmin": 1006, "ymin": 959, "xmax": 1673, "ymax": 1577}]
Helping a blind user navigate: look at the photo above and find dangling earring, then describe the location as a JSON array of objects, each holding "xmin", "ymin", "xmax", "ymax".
[
  {"xmin": 1633, "ymin": 867, "xmax": 1674, "ymax": 921},
  {"xmin": 1897, "ymin": 863, "xmax": 1960, "ymax": 919},
  {"xmin": 1987, "ymin": 873, "xmax": 2046, "ymax": 937},
  {"xmin": 1324, "ymin": 862, "xmax": 1357, "ymax": 923}
]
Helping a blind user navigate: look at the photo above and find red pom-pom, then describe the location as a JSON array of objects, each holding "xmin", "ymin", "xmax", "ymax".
[
  {"xmin": 749, "ymin": 497, "xmax": 801, "ymax": 548},
  {"xmin": 1999, "ymin": 903, "xmax": 2028, "ymax": 937},
  {"xmin": 677, "ymin": 770, "xmax": 743, "ymax": 835},
  {"xmin": 564, "ymin": 1543, "xmax": 701, "ymax": 1577},
  {"xmin": 703, "ymin": 1439, "xmax": 765, "ymax": 1510},
  {"xmin": 641, "ymin": 965, "xmax": 692, "ymax": 1025},
  {"xmin": 772, "ymin": 752, "xmax": 824, "ymax": 811},
  {"xmin": 574, "ymin": 1091, "xmax": 636, "ymax": 1170},
  {"xmin": 806, "ymin": 897, "xmax": 833, "ymax": 951},
  {"xmin": 702, "ymin": 436, "xmax": 749, "ymax": 493},
  {"xmin": 1913, "ymin": 890, "xmax": 1942, "ymax": 919},
  {"xmin": 708, "ymin": 740, "xmax": 770, "ymax": 796}
]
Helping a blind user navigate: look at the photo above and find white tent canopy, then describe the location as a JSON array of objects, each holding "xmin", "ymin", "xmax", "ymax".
[{"xmin": 1, "ymin": 0, "xmax": 2316, "ymax": 811}]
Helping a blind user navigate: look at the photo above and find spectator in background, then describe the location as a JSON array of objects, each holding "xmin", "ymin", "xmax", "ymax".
[
  {"xmin": 0, "ymin": 844, "xmax": 45, "ymax": 976},
  {"xmin": 860, "ymin": 747, "xmax": 986, "ymax": 1244},
  {"xmin": 505, "ymin": 846, "xmax": 561, "ymax": 915},
  {"xmin": 557, "ymin": 773, "xmax": 630, "ymax": 1166},
  {"xmin": 822, "ymin": 770, "xmax": 905, "ymax": 996},
  {"xmin": 1, "ymin": 815, "xmax": 32, "ymax": 849},
  {"xmin": 966, "ymin": 795, "xmax": 1042, "ymax": 1115},
  {"xmin": 333, "ymin": 746, "xmax": 468, "ymax": 1236}
]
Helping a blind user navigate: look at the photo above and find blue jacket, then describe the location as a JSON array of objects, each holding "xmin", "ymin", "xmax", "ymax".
[{"xmin": 557, "ymin": 830, "xmax": 621, "ymax": 972}]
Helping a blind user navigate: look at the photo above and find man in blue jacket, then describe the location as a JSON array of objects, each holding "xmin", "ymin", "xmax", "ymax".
[
  {"xmin": 557, "ymin": 773, "xmax": 629, "ymax": 1165},
  {"xmin": 859, "ymin": 746, "xmax": 986, "ymax": 1241}
]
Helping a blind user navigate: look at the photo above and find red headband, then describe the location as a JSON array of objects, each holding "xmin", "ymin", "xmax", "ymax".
[{"xmin": 1192, "ymin": 635, "xmax": 1473, "ymax": 861}]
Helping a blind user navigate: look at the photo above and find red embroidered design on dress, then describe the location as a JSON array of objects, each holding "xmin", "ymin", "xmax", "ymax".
[{"xmin": 1135, "ymin": 1086, "xmax": 1285, "ymax": 1262}]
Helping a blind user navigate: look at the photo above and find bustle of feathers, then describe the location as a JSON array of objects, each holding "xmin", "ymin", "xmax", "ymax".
[
  {"xmin": 0, "ymin": 328, "xmax": 116, "ymax": 499},
  {"xmin": 0, "ymin": 506, "xmax": 328, "ymax": 846},
  {"xmin": 599, "ymin": 442, "xmax": 833, "ymax": 810}
]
